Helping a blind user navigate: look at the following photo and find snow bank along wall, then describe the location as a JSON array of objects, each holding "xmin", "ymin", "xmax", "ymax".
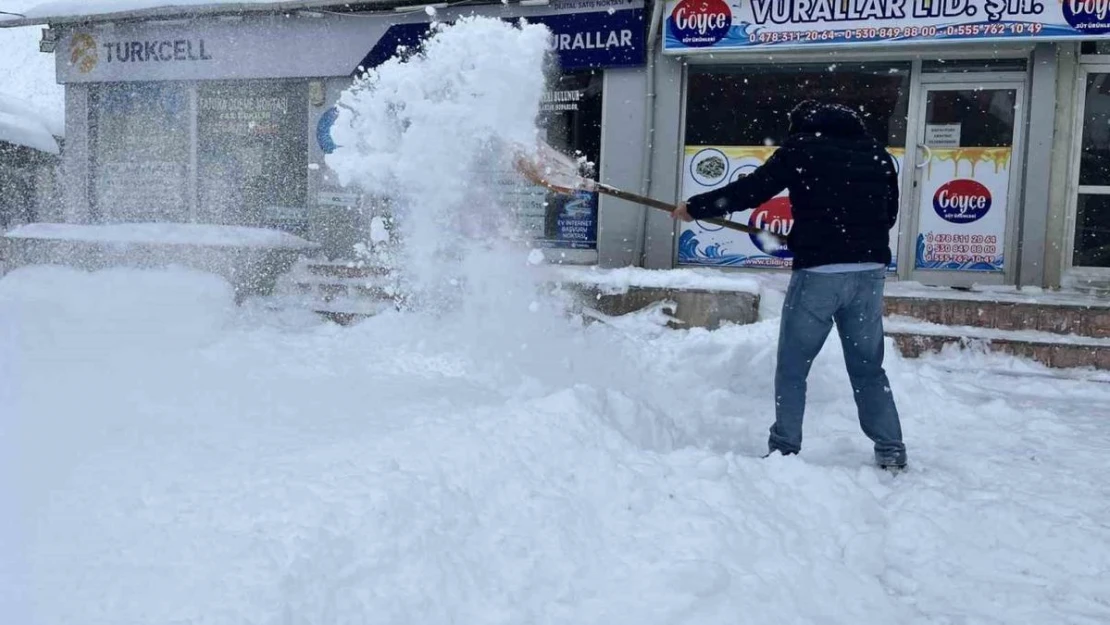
[{"xmin": 7, "ymin": 0, "xmax": 1110, "ymax": 294}]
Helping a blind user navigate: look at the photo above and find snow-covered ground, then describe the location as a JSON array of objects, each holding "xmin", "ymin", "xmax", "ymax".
[{"xmin": 2, "ymin": 263, "xmax": 1109, "ymax": 625}]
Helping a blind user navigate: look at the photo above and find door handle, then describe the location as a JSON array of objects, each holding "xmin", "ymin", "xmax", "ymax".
[{"xmin": 916, "ymin": 144, "xmax": 933, "ymax": 168}]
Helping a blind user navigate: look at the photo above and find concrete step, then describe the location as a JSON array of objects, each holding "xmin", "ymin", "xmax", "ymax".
[
  {"xmin": 302, "ymin": 262, "xmax": 392, "ymax": 279},
  {"xmin": 883, "ymin": 290, "xmax": 1110, "ymax": 339},
  {"xmin": 267, "ymin": 258, "xmax": 398, "ymax": 322},
  {"xmin": 885, "ymin": 315, "xmax": 1110, "ymax": 370}
]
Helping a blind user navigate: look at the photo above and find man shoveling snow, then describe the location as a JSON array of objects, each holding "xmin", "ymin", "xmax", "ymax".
[{"xmin": 673, "ymin": 100, "xmax": 906, "ymax": 470}]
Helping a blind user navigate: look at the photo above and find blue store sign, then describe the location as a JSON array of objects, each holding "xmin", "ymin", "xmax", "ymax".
[
  {"xmin": 554, "ymin": 190, "xmax": 599, "ymax": 249},
  {"xmin": 354, "ymin": 7, "xmax": 646, "ymax": 74}
]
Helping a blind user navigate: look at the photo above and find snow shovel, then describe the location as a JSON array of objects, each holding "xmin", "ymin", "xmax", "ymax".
[{"xmin": 512, "ymin": 140, "xmax": 788, "ymax": 246}]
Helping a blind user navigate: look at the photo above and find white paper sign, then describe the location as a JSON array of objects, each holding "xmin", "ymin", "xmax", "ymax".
[{"xmin": 925, "ymin": 124, "xmax": 961, "ymax": 148}]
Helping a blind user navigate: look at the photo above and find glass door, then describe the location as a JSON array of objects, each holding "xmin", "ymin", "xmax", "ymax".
[
  {"xmin": 909, "ymin": 83, "xmax": 1023, "ymax": 286},
  {"xmin": 1067, "ymin": 69, "xmax": 1110, "ymax": 287}
]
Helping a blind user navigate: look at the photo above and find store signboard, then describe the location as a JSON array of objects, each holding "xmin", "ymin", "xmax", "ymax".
[
  {"xmin": 57, "ymin": 0, "xmax": 645, "ymax": 83},
  {"xmin": 677, "ymin": 145, "xmax": 904, "ymax": 270},
  {"xmin": 663, "ymin": 0, "xmax": 1110, "ymax": 53},
  {"xmin": 914, "ymin": 147, "xmax": 1010, "ymax": 272}
]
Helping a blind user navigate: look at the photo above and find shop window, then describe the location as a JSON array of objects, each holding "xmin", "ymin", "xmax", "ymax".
[
  {"xmin": 0, "ymin": 144, "xmax": 47, "ymax": 227},
  {"xmin": 197, "ymin": 80, "xmax": 309, "ymax": 236},
  {"xmin": 678, "ymin": 63, "xmax": 910, "ymax": 269},
  {"xmin": 89, "ymin": 82, "xmax": 191, "ymax": 223},
  {"xmin": 1081, "ymin": 41, "xmax": 1110, "ymax": 56},
  {"xmin": 1074, "ymin": 72, "xmax": 1110, "ymax": 268},
  {"xmin": 924, "ymin": 89, "xmax": 1017, "ymax": 148},
  {"xmin": 920, "ymin": 59, "xmax": 1027, "ymax": 74},
  {"xmin": 531, "ymin": 69, "xmax": 603, "ymax": 250},
  {"xmin": 685, "ymin": 63, "xmax": 911, "ymax": 149}
]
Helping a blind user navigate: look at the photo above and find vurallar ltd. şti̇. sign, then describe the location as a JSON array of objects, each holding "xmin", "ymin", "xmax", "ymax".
[{"xmin": 663, "ymin": 0, "xmax": 1110, "ymax": 52}]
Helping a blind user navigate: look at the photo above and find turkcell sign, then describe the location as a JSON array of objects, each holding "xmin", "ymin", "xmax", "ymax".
[
  {"xmin": 101, "ymin": 39, "xmax": 212, "ymax": 64},
  {"xmin": 55, "ymin": 0, "xmax": 645, "ymax": 83},
  {"xmin": 356, "ymin": 8, "xmax": 646, "ymax": 72},
  {"xmin": 663, "ymin": 0, "xmax": 1110, "ymax": 52}
]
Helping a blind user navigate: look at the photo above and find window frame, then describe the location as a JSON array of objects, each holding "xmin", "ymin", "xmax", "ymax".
[
  {"xmin": 533, "ymin": 67, "xmax": 605, "ymax": 251},
  {"xmin": 87, "ymin": 78, "xmax": 311, "ymax": 230},
  {"xmin": 87, "ymin": 80, "xmax": 195, "ymax": 224},
  {"xmin": 1066, "ymin": 64, "xmax": 1110, "ymax": 274},
  {"xmin": 682, "ymin": 61, "xmax": 914, "ymax": 150}
]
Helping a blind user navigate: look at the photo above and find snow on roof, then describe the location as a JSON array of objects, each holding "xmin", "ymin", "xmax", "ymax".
[
  {"xmin": 0, "ymin": 1, "xmax": 65, "ymax": 135},
  {"xmin": 0, "ymin": 91, "xmax": 63, "ymax": 136},
  {"xmin": 0, "ymin": 1, "xmax": 387, "ymax": 26},
  {"xmin": 0, "ymin": 109, "xmax": 60, "ymax": 153}
]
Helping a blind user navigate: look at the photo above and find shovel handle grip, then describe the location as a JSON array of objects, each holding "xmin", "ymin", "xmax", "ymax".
[{"xmin": 592, "ymin": 184, "xmax": 786, "ymax": 243}]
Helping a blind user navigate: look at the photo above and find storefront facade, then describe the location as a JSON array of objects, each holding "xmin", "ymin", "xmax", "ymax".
[
  {"xmin": 35, "ymin": 0, "xmax": 648, "ymax": 265},
  {"xmin": 7, "ymin": 0, "xmax": 1110, "ymax": 292},
  {"xmin": 638, "ymin": 0, "xmax": 1110, "ymax": 291}
]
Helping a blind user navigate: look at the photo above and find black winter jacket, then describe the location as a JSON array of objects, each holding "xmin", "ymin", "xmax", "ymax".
[{"xmin": 685, "ymin": 102, "xmax": 899, "ymax": 270}]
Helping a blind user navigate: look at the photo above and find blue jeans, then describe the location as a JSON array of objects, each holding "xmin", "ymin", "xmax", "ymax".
[{"xmin": 771, "ymin": 268, "xmax": 906, "ymax": 465}]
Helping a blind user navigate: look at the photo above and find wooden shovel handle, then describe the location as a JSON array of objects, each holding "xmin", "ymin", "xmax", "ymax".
[
  {"xmin": 593, "ymin": 184, "xmax": 787, "ymax": 243},
  {"xmin": 512, "ymin": 150, "xmax": 786, "ymax": 244}
]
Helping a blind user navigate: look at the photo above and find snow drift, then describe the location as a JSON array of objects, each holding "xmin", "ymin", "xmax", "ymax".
[{"xmin": 3, "ymin": 263, "xmax": 1110, "ymax": 625}]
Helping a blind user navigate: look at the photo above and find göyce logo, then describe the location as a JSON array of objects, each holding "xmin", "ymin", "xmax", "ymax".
[
  {"xmin": 933, "ymin": 179, "xmax": 991, "ymax": 224},
  {"xmin": 1064, "ymin": 0, "xmax": 1110, "ymax": 35},
  {"xmin": 747, "ymin": 197, "xmax": 793, "ymax": 258},
  {"xmin": 668, "ymin": 0, "xmax": 732, "ymax": 47}
]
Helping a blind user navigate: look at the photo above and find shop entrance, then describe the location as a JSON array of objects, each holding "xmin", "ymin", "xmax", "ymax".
[{"xmin": 904, "ymin": 78, "xmax": 1025, "ymax": 287}]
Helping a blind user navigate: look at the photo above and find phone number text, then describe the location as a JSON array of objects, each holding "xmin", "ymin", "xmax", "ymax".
[{"xmin": 748, "ymin": 22, "xmax": 1044, "ymax": 44}]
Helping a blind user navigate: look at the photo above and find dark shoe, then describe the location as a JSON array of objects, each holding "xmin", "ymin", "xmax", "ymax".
[
  {"xmin": 877, "ymin": 456, "xmax": 907, "ymax": 472},
  {"xmin": 875, "ymin": 448, "xmax": 906, "ymax": 470}
]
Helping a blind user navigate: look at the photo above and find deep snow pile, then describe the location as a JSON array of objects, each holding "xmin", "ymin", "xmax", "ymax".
[{"xmin": 2, "ymin": 264, "xmax": 1110, "ymax": 625}]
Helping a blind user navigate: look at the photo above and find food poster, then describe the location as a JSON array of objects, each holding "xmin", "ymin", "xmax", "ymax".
[
  {"xmin": 914, "ymin": 147, "xmax": 1011, "ymax": 272},
  {"xmin": 678, "ymin": 146, "xmax": 904, "ymax": 270}
]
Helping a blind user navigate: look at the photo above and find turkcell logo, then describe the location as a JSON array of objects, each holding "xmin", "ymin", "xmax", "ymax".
[
  {"xmin": 667, "ymin": 0, "xmax": 732, "ymax": 47},
  {"xmin": 1064, "ymin": 0, "xmax": 1110, "ymax": 35}
]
